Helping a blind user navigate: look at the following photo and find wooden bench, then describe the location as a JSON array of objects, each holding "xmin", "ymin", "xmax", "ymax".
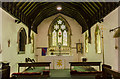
[
  {"xmin": 18, "ymin": 62, "xmax": 51, "ymax": 72},
  {"xmin": 69, "ymin": 62, "xmax": 101, "ymax": 71},
  {"xmin": 0, "ymin": 62, "xmax": 10, "ymax": 79},
  {"xmin": 11, "ymin": 62, "xmax": 51, "ymax": 78},
  {"xmin": 102, "ymin": 64, "xmax": 120, "ymax": 79},
  {"xmin": 69, "ymin": 62, "xmax": 102, "ymax": 76}
]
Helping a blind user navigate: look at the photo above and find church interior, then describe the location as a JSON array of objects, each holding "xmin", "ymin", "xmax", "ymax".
[{"xmin": 0, "ymin": 1, "xmax": 120, "ymax": 79}]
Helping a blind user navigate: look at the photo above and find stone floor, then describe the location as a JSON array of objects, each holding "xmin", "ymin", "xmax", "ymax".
[{"xmin": 24, "ymin": 67, "xmax": 96, "ymax": 79}]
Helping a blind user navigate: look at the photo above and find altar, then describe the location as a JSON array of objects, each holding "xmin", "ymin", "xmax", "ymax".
[{"xmin": 46, "ymin": 55, "xmax": 73, "ymax": 69}]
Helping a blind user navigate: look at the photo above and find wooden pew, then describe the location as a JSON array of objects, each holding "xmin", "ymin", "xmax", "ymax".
[
  {"xmin": 102, "ymin": 64, "xmax": 120, "ymax": 79},
  {"xmin": 0, "ymin": 62, "xmax": 10, "ymax": 79},
  {"xmin": 69, "ymin": 62, "xmax": 102, "ymax": 76},
  {"xmin": 69, "ymin": 62, "xmax": 101, "ymax": 71},
  {"xmin": 11, "ymin": 62, "xmax": 51, "ymax": 78},
  {"xmin": 18, "ymin": 62, "xmax": 51, "ymax": 72}
]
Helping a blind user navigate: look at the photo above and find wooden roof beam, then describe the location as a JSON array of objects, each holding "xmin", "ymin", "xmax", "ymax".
[
  {"xmin": 27, "ymin": 2, "xmax": 53, "ymax": 18},
  {"xmin": 22, "ymin": 2, "xmax": 32, "ymax": 13},
  {"xmin": 24, "ymin": 2, "xmax": 36, "ymax": 14},
  {"xmin": 19, "ymin": 2, "xmax": 29, "ymax": 12},
  {"xmin": 83, "ymin": 2, "xmax": 95, "ymax": 14},
  {"xmin": 68, "ymin": 2, "xmax": 90, "ymax": 22},
  {"xmin": 71, "ymin": 2, "xmax": 92, "ymax": 17}
]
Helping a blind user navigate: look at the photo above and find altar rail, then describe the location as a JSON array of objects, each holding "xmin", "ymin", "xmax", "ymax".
[
  {"xmin": 69, "ymin": 62, "xmax": 101, "ymax": 71},
  {"xmin": 18, "ymin": 62, "xmax": 51, "ymax": 72}
]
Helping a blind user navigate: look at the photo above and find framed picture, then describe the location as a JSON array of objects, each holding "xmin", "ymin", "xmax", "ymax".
[{"xmin": 76, "ymin": 43, "xmax": 82, "ymax": 53}]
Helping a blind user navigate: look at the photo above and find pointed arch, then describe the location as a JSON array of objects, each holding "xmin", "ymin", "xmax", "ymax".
[
  {"xmin": 95, "ymin": 25, "xmax": 101, "ymax": 54},
  {"xmin": 48, "ymin": 15, "xmax": 71, "ymax": 47},
  {"xmin": 17, "ymin": 27, "xmax": 27, "ymax": 53},
  {"xmin": 48, "ymin": 15, "xmax": 72, "ymax": 35}
]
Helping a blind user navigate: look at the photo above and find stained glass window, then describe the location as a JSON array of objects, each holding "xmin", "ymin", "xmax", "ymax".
[
  {"xmin": 95, "ymin": 25, "xmax": 101, "ymax": 53},
  {"xmin": 61, "ymin": 24, "xmax": 66, "ymax": 30},
  {"xmin": 85, "ymin": 32, "xmax": 88, "ymax": 53},
  {"xmin": 97, "ymin": 30, "xmax": 101, "ymax": 53},
  {"xmin": 58, "ymin": 29, "xmax": 62, "ymax": 43},
  {"xmin": 31, "ymin": 33, "xmax": 34, "ymax": 53},
  {"xmin": 51, "ymin": 19, "xmax": 68, "ymax": 46},
  {"xmin": 54, "ymin": 25, "xmax": 59, "ymax": 30},
  {"xmin": 57, "ymin": 20, "xmax": 62, "ymax": 24},
  {"xmin": 52, "ymin": 30, "xmax": 57, "ymax": 46},
  {"xmin": 63, "ymin": 30, "xmax": 67, "ymax": 46}
]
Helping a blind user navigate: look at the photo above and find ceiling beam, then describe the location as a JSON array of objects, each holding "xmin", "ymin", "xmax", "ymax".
[{"xmin": 27, "ymin": 2, "xmax": 55, "ymax": 20}]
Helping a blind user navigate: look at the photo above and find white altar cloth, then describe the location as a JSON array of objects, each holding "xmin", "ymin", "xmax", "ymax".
[{"xmin": 46, "ymin": 55, "xmax": 73, "ymax": 69}]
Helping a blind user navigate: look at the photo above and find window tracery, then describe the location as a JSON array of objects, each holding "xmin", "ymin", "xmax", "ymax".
[
  {"xmin": 95, "ymin": 25, "xmax": 101, "ymax": 53},
  {"xmin": 48, "ymin": 16, "xmax": 71, "ymax": 55}
]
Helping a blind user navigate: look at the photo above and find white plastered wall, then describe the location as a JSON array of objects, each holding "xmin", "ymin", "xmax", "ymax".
[
  {"xmin": 118, "ymin": 6, "xmax": 120, "ymax": 72},
  {"xmin": 1, "ymin": 8, "xmax": 36, "ymax": 74},
  {"xmin": 83, "ymin": 24, "xmax": 103, "ymax": 62},
  {"xmin": 36, "ymin": 14, "xmax": 83, "ymax": 62},
  {"xmin": 83, "ymin": 6, "xmax": 119, "ymax": 71},
  {"xmin": 0, "ymin": 8, "xmax": 2, "ymax": 61}
]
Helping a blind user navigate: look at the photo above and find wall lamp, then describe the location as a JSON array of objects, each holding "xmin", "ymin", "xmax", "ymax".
[
  {"xmin": 98, "ymin": 19, "xmax": 104, "ymax": 23},
  {"xmin": 15, "ymin": 20, "xmax": 21, "ymax": 24},
  {"xmin": 109, "ymin": 26, "xmax": 120, "ymax": 32}
]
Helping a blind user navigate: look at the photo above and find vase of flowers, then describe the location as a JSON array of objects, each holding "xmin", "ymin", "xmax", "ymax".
[{"xmin": 82, "ymin": 58, "xmax": 87, "ymax": 62}]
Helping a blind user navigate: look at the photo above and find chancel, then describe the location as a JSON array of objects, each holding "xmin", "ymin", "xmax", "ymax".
[{"xmin": 0, "ymin": 1, "xmax": 120, "ymax": 79}]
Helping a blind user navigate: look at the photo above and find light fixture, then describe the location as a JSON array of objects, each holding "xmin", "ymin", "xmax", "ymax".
[
  {"xmin": 98, "ymin": 19, "xmax": 104, "ymax": 23},
  {"xmin": 57, "ymin": 6, "xmax": 62, "ymax": 11},
  {"xmin": 15, "ymin": 19, "xmax": 21, "ymax": 24},
  {"xmin": 109, "ymin": 26, "xmax": 120, "ymax": 32}
]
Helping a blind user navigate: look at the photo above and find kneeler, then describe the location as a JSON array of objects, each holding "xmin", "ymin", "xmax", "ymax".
[{"xmin": 11, "ymin": 72, "xmax": 41, "ymax": 78}]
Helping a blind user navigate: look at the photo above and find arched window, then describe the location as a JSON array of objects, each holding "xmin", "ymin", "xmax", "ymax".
[
  {"xmin": 31, "ymin": 33, "xmax": 34, "ymax": 53},
  {"xmin": 18, "ymin": 27, "xmax": 27, "ymax": 53},
  {"xmin": 95, "ymin": 25, "xmax": 101, "ymax": 53},
  {"xmin": 48, "ymin": 16, "xmax": 71, "ymax": 55},
  {"xmin": 85, "ymin": 31, "xmax": 88, "ymax": 53}
]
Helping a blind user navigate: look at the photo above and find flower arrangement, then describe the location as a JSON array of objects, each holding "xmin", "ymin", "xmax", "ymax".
[{"xmin": 82, "ymin": 58, "xmax": 87, "ymax": 62}]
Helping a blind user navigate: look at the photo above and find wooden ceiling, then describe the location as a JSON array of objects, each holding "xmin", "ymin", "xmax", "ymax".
[{"xmin": 1, "ymin": 1, "xmax": 119, "ymax": 33}]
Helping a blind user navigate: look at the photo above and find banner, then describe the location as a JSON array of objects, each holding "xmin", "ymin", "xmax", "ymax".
[{"xmin": 42, "ymin": 48, "xmax": 47, "ymax": 56}]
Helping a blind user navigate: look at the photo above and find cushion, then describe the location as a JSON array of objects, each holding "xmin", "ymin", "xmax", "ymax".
[
  {"xmin": 71, "ymin": 70, "xmax": 77, "ymax": 72},
  {"xmin": 43, "ymin": 70, "xmax": 50, "ymax": 75},
  {"xmin": 70, "ymin": 70, "xmax": 78, "ymax": 75},
  {"xmin": 12, "ymin": 72, "xmax": 41, "ymax": 75},
  {"xmin": 43, "ymin": 70, "xmax": 50, "ymax": 73}
]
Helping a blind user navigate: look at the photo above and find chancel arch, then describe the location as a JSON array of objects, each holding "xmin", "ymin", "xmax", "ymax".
[
  {"xmin": 95, "ymin": 25, "xmax": 101, "ymax": 54},
  {"xmin": 48, "ymin": 16, "xmax": 72, "ymax": 55},
  {"xmin": 17, "ymin": 27, "xmax": 27, "ymax": 54}
]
